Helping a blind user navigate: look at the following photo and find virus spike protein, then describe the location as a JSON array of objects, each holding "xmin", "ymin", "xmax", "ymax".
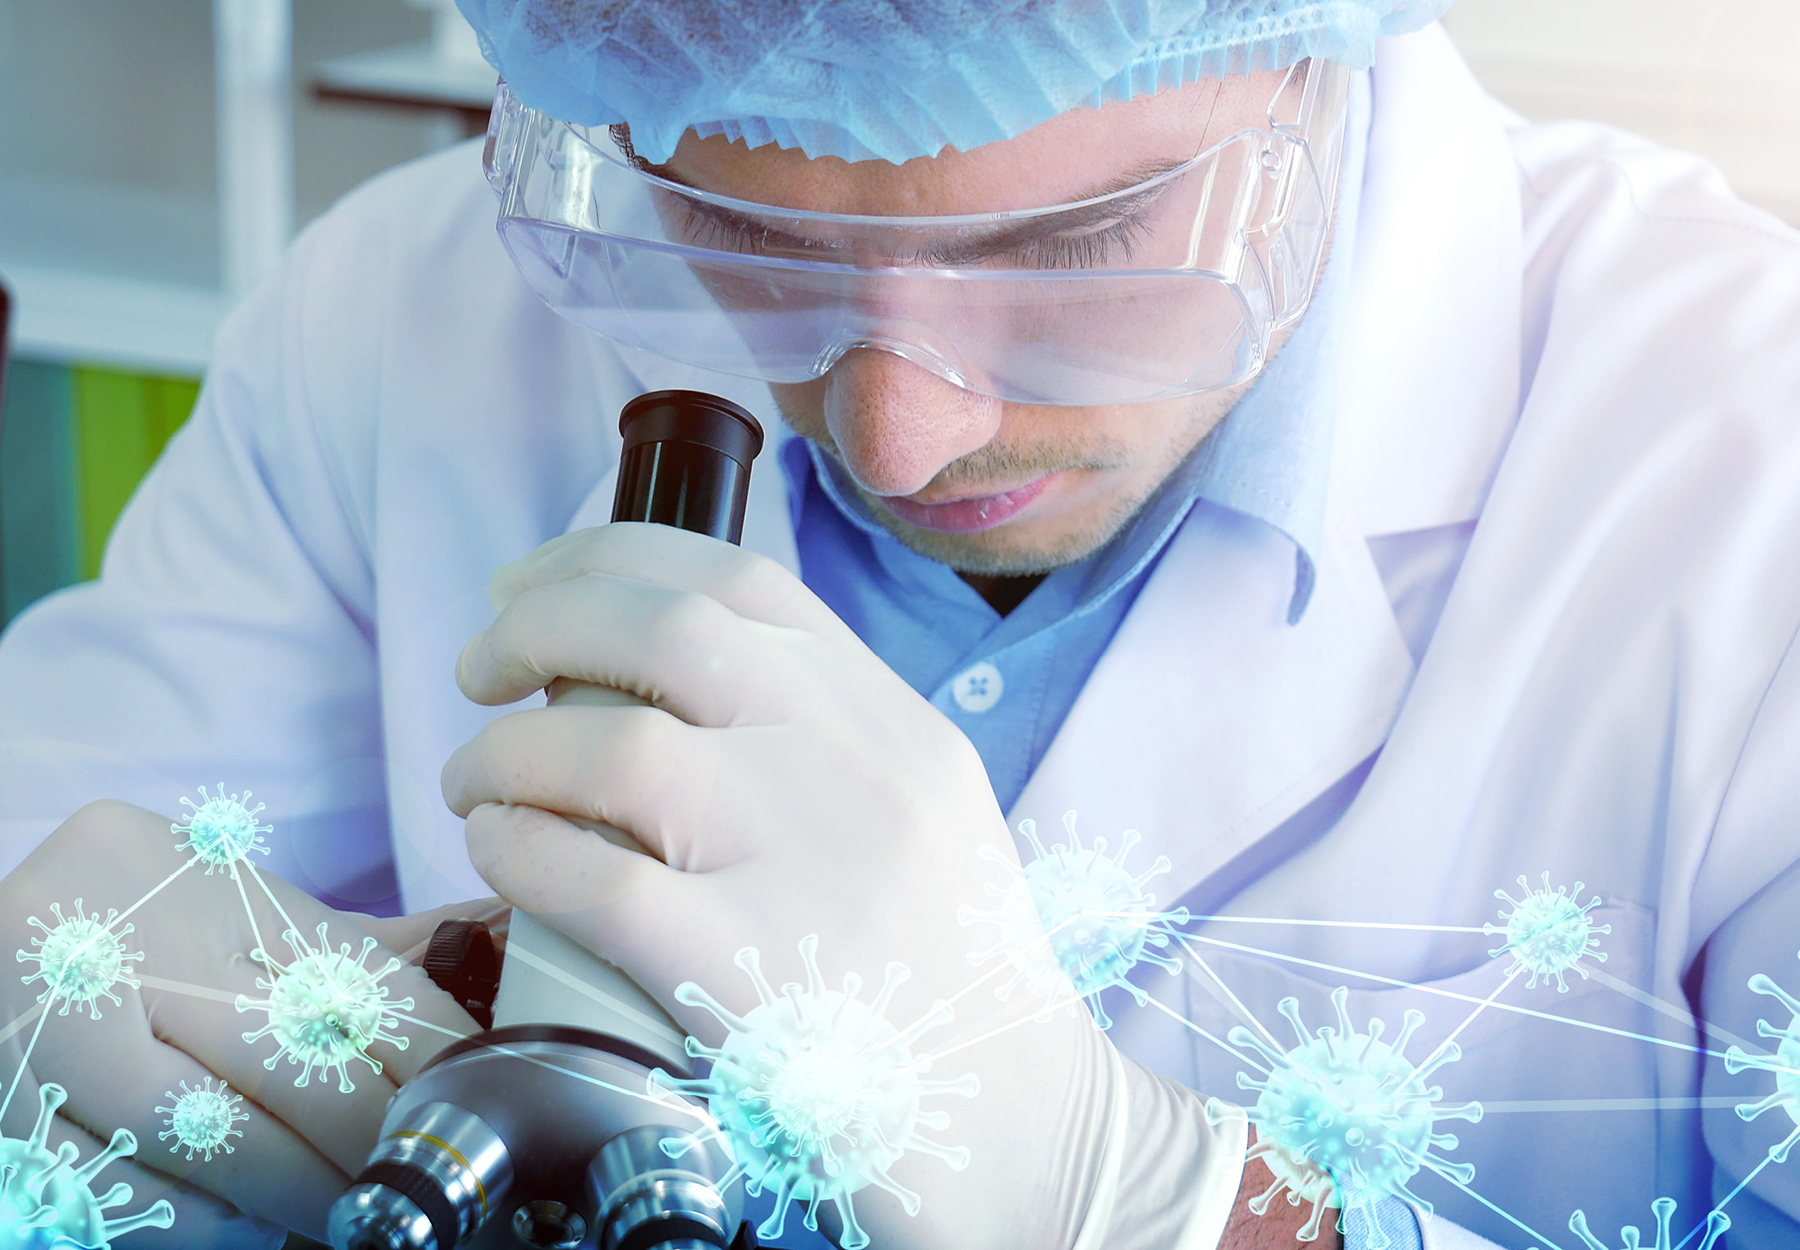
[
  {"xmin": 235, "ymin": 923, "xmax": 413, "ymax": 1093},
  {"xmin": 16, "ymin": 899, "xmax": 145, "ymax": 1018},
  {"xmin": 157, "ymin": 1077, "xmax": 250, "ymax": 1162},
  {"xmin": 1567, "ymin": 1196, "xmax": 1729, "ymax": 1250},
  {"xmin": 1483, "ymin": 873, "xmax": 1610, "ymax": 992},
  {"xmin": 0, "ymin": 1083, "xmax": 175, "ymax": 1247},
  {"xmin": 1212, "ymin": 986, "xmax": 1483, "ymax": 1250},
  {"xmin": 1723, "ymin": 949, "xmax": 1800, "ymax": 1162},
  {"xmin": 648, "ymin": 934, "xmax": 979, "ymax": 1250},
  {"xmin": 171, "ymin": 785, "xmax": 273, "ymax": 875},
  {"xmin": 959, "ymin": 812, "xmax": 1191, "ymax": 1029}
]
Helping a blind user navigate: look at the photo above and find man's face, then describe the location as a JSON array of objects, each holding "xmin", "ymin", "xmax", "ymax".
[{"xmin": 663, "ymin": 71, "xmax": 1296, "ymax": 576}]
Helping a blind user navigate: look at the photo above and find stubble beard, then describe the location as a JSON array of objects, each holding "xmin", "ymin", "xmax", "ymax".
[{"xmin": 784, "ymin": 395, "xmax": 1229, "ymax": 578}]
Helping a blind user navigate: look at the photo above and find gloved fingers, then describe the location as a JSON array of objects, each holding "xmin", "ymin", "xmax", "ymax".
[
  {"xmin": 171, "ymin": 845, "xmax": 482, "ymax": 1087},
  {"xmin": 490, "ymin": 522, "xmax": 856, "ymax": 642},
  {"xmin": 443, "ymin": 705, "xmax": 736, "ymax": 869},
  {"xmin": 55, "ymin": 956, "xmax": 397, "ymax": 1181},
  {"xmin": 18, "ymin": 1069, "xmax": 293, "ymax": 1249},
  {"xmin": 459, "ymin": 568, "xmax": 823, "ymax": 722},
  {"xmin": 463, "ymin": 801, "xmax": 760, "ymax": 1048},
  {"xmin": 30, "ymin": 1015, "xmax": 352, "ymax": 1239},
  {"xmin": 462, "ymin": 800, "xmax": 693, "ymax": 920}
]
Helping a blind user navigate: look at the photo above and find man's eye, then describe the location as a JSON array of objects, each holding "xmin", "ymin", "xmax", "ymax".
[
  {"xmin": 1015, "ymin": 218, "xmax": 1151, "ymax": 270},
  {"xmin": 679, "ymin": 208, "xmax": 841, "ymax": 258}
]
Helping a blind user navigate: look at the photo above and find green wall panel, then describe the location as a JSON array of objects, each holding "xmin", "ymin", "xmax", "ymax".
[{"xmin": 71, "ymin": 366, "xmax": 200, "ymax": 581}]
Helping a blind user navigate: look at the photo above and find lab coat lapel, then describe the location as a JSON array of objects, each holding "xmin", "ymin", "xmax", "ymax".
[
  {"xmin": 559, "ymin": 357, "xmax": 800, "ymax": 575},
  {"xmin": 1010, "ymin": 504, "xmax": 1415, "ymax": 906}
]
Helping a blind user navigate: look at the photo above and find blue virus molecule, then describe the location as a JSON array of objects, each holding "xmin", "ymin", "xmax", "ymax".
[
  {"xmin": 1723, "ymin": 948, "xmax": 1800, "ymax": 1162},
  {"xmin": 1567, "ymin": 1196, "xmax": 1729, "ymax": 1250},
  {"xmin": 649, "ymin": 934, "xmax": 979, "ymax": 1250},
  {"xmin": 1483, "ymin": 873, "xmax": 1610, "ymax": 992},
  {"xmin": 236, "ymin": 923, "xmax": 412, "ymax": 1093},
  {"xmin": 959, "ymin": 812, "xmax": 1190, "ymax": 1030},
  {"xmin": 0, "ymin": 1082, "xmax": 175, "ymax": 1248},
  {"xmin": 171, "ymin": 785, "xmax": 273, "ymax": 876},
  {"xmin": 16, "ymin": 899, "xmax": 145, "ymax": 1019},
  {"xmin": 157, "ymin": 1077, "xmax": 249, "ymax": 1162},
  {"xmin": 1211, "ymin": 986, "xmax": 1483, "ymax": 1250}
]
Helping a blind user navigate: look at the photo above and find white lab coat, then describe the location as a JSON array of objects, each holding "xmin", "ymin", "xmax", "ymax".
[{"xmin": 4, "ymin": 23, "xmax": 1799, "ymax": 1250}]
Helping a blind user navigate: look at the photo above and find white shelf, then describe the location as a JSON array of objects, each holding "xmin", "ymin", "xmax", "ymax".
[
  {"xmin": 5, "ymin": 264, "xmax": 224, "ymax": 376},
  {"xmin": 0, "ymin": 175, "xmax": 225, "ymax": 373},
  {"xmin": 315, "ymin": 42, "xmax": 497, "ymax": 109}
]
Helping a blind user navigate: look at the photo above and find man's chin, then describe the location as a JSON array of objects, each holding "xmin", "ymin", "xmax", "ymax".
[{"xmin": 870, "ymin": 506, "xmax": 1121, "ymax": 577}]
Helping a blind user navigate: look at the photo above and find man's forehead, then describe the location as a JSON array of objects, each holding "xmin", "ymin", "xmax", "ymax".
[{"xmin": 663, "ymin": 69, "xmax": 1284, "ymax": 217}]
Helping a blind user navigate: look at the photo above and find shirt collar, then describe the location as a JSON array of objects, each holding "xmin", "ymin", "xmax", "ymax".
[{"xmin": 780, "ymin": 68, "xmax": 1371, "ymax": 626}]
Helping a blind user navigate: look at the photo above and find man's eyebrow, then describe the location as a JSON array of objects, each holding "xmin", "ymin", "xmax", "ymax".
[{"xmin": 622, "ymin": 135, "xmax": 1186, "ymax": 260}]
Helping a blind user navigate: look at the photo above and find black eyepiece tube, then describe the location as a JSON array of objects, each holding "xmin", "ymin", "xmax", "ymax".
[{"xmin": 611, "ymin": 390, "xmax": 764, "ymax": 542}]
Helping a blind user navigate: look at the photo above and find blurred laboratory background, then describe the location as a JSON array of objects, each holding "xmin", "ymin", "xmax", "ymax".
[{"xmin": 1, "ymin": 0, "xmax": 1796, "ymax": 629}]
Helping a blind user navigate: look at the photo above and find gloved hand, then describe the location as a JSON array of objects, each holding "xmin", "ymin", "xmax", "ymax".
[
  {"xmin": 444, "ymin": 522, "xmax": 1272, "ymax": 1249},
  {"xmin": 0, "ymin": 800, "xmax": 497, "ymax": 1241}
]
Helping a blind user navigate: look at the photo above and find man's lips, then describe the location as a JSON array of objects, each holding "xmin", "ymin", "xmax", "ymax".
[{"xmin": 882, "ymin": 476, "xmax": 1051, "ymax": 533}]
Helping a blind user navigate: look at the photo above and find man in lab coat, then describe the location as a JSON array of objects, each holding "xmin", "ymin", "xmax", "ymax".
[{"xmin": 2, "ymin": 8, "xmax": 1799, "ymax": 1250}]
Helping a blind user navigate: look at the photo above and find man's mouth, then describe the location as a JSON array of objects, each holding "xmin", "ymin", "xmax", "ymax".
[{"xmin": 881, "ymin": 476, "xmax": 1052, "ymax": 533}]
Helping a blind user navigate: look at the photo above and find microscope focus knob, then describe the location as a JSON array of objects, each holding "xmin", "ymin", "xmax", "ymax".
[{"xmin": 423, "ymin": 920, "xmax": 502, "ymax": 1029}]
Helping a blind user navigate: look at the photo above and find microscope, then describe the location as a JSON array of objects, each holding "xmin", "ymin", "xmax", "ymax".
[{"xmin": 328, "ymin": 391, "xmax": 766, "ymax": 1250}]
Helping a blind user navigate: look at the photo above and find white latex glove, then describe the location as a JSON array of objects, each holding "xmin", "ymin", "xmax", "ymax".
[
  {"xmin": 0, "ymin": 800, "xmax": 496, "ymax": 1241},
  {"xmin": 443, "ymin": 522, "xmax": 1250, "ymax": 1250}
]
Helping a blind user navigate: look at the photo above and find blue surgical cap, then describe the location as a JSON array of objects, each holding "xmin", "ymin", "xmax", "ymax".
[{"xmin": 457, "ymin": 0, "xmax": 1450, "ymax": 165}]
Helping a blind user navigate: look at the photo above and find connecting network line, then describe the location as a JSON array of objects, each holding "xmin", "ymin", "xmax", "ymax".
[{"xmin": 3, "ymin": 798, "xmax": 1792, "ymax": 1250}]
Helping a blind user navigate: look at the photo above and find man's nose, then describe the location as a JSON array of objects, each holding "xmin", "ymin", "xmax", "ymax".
[{"xmin": 823, "ymin": 350, "xmax": 1003, "ymax": 497}]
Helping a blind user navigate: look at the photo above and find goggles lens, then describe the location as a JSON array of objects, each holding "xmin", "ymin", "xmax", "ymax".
[{"xmin": 484, "ymin": 61, "xmax": 1350, "ymax": 406}]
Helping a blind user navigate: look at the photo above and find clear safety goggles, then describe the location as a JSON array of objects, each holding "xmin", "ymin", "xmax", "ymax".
[{"xmin": 483, "ymin": 59, "xmax": 1351, "ymax": 407}]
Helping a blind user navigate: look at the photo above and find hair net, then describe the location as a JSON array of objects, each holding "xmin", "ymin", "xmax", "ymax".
[{"xmin": 457, "ymin": 0, "xmax": 1449, "ymax": 165}]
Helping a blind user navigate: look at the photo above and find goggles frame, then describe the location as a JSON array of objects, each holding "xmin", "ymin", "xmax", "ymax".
[{"xmin": 484, "ymin": 59, "xmax": 1351, "ymax": 406}]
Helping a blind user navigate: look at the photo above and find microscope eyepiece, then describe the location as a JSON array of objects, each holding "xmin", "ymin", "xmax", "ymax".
[{"xmin": 611, "ymin": 390, "xmax": 763, "ymax": 540}]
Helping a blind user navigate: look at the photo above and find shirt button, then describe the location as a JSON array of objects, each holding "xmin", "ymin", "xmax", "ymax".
[{"xmin": 951, "ymin": 661, "xmax": 1004, "ymax": 713}]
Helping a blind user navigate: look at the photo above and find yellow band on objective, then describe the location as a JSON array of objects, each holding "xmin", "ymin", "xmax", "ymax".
[{"xmin": 392, "ymin": 1130, "xmax": 489, "ymax": 1216}]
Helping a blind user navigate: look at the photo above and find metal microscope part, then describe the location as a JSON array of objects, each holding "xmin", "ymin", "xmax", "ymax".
[
  {"xmin": 329, "ymin": 1026, "xmax": 736, "ymax": 1250},
  {"xmin": 328, "ymin": 1102, "xmax": 512, "ymax": 1250},
  {"xmin": 589, "ymin": 1125, "xmax": 740, "ymax": 1250},
  {"xmin": 328, "ymin": 1185, "xmax": 433, "ymax": 1250}
]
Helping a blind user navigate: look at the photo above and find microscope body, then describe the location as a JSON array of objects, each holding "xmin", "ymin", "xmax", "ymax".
[{"xmin": 329, "ymin": 392, "xmax": 765, "ymax": 1250}]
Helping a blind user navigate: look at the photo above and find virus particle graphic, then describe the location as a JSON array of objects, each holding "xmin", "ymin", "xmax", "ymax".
[
  {"xmin": 1483, "ymin": 873, "xmax": 1610, "ymax": 992},
  {"xmin": 235, "ymin": 923, "xmax": 412, "ymax": 1093},
  {"xmin": 1724, "ymin": 949, "xmax": 1800, "ymax": 1162},
  {"xmin": 959, "ymin": 812, "xmax": 1190, "ymax": 1029},
  {"xmin": 0, "ymin": 1082, "xmax": 175, "ymax": 1248},
  {"xmin": 1211, "ymin": 986, "xmax": 1483, "ymax": 1250},
  {"xmin": 171, "ymin": 784, "xmax": 272, "ymax": 875},
  {"xmin": 649, "ymin": 934, "xmax": 979, "ymax": 1250},
  {"xmin": 1568, "ymin": 1196, "xmax": 1729, "ymax": 1250},
  {"xmin": 157, "ymin": 1077, "xmax": 249, "ymax": 1162},
  {"xmin": 16, "ymin": 899, "xmax": 145, "ymax": 1019}
]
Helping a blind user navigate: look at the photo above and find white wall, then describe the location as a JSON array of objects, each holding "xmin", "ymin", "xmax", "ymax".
[{"xmin": 1443, "ymin": 0, "xmax": 1800, "ymax": 223}]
